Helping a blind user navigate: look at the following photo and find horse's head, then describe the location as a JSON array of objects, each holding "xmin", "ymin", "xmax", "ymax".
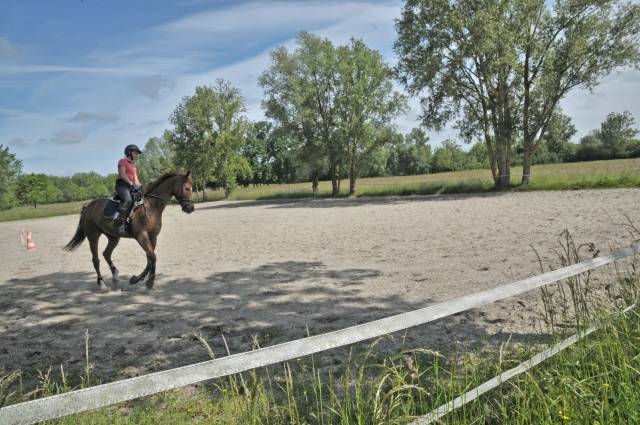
[{"xmin": 175, "ymin": 171, "xmax": 195, "ymax": 213}]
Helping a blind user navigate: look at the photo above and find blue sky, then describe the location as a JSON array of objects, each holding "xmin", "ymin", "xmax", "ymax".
[{"xmin": 1, "ymin": 0, "xmax": 639, "ymax": 176}]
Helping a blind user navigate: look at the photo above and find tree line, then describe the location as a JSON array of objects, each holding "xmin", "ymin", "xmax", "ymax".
[
  {"xmin": 1, "ymin": 107, "xmax": 637, "ymax": 210},
  {"xmin": 0, "ymin": 154, "xmax": 115, "ymax": 209}
]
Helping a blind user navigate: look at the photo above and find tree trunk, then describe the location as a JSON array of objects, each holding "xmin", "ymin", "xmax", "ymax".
[
  {"xmin": 330, "ymin": 164, "xmax": 339, "ymax": 196},
  {"xmin": 311, "ymin": 171, "xmax": 319, "ymax": 198},
  {"xmin": 484, "ymin": 135, "xmax": 498, "ymax": 185},
  {"xmin": 349, "ymin": 145, "xmax": 357, "ymax": 195},
  {"xmin": 522, "ymin": 146, "xmax": 532, "ymax": 185},
  {"xmin": 202, "ymin": 186, "xmax": 207, "ymax": 201},
  {"xmin": 495, "ymin": 134, "xmax": 511, "ymax": 189},
  {"xmin": 349, "ymin": 163, "xmax": 356, "ymax": 195}
]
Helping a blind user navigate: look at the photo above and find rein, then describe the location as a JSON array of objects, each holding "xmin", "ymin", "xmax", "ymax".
[
  {"xmin": 144, "ymin": 193, "xmax": 169, "ymax": 202},
  {"xmin": 144, "ymin": 191, "xmax": 194, "ymax": 209}
]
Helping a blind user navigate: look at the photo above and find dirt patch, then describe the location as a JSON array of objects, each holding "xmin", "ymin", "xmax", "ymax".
[{"xmin": 0, "ymin": 189, "xmax": 638, "ymax": 386}]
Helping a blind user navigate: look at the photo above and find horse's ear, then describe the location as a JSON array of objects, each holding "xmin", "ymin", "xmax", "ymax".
[{"xmin": 185, "ymin": 170, "xmax": 191, "ymax": 179}]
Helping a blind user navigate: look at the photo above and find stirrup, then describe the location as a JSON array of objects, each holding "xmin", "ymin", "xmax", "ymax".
[{"xmin": 117, "ymin": 223, "xmax": 128, "ymax": 236}]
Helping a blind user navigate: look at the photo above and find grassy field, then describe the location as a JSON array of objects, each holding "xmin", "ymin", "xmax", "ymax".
[{"xmin": 2, "ymin": 158, "xmax": 640, "ymax": 223}]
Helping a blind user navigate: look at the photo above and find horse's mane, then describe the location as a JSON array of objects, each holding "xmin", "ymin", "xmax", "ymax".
[{"xmin": 145, "ymin": 172, "xmax": 182, "ymax": 194}]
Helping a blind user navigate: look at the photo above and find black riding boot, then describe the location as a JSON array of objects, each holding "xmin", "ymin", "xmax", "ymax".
[{"xmin": 116, "ymin": 206, "xmax": 129, "ymax": 235}]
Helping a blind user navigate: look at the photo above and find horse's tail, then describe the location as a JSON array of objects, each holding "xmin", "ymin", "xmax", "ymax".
[{"xmin": 63, "ymin": 204, "xmax": 88, "ymax": 251}]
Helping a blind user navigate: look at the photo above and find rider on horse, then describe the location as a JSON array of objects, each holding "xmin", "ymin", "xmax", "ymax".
[{"xmin": 115, "ymin": 144, "xmax": 143, "ymax": 235}]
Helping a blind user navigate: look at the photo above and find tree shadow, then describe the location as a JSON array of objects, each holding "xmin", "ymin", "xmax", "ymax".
[
  {"xmin": 197, "ymin": 191, "xmax": 510, "ymax": 211},
  {"xmin": 1, "ymin": 260, "xmax": 553, "ymax": 390}
]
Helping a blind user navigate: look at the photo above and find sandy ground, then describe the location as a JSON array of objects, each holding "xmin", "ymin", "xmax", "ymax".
[{"xmin": 1, "ymin": 189, "xmax": 638, "ymax": 384}]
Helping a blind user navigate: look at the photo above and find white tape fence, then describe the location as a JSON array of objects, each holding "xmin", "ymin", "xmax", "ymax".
[{"xmin": 1, "ymin": 243, "xmax": 639, "ymax": 425}]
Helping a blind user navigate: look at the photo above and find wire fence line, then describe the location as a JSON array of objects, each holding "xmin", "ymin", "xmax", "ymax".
[{"xmin": 1, "ymin": 243, "xmax": 639, "ymax": 425}]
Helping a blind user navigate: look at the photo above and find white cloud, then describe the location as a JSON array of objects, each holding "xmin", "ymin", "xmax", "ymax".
[
  {"xmin": 7, "ymin": 136, "xmax": 28, "ymax": 147},
  {"xmin": 0, "ymin": 64, "xmax": 153, "ymax": 76},
  {"xmin": 48, "ymin": 129, "xmax": 87, "ymax": 145},
  {"xmin": 66, "ymin": 112, "xmax": 120, "ymax": 124},
  {"xmin": 157, "ymin": 1, "xmax": 383, "ymax": 37},
  {"xmin": 0, "ymin": 37, "xmax": 18, "ymax": 63},
  {"xmin": 134, "ymin": 76, "xmax": 175, "ymax": 100}
]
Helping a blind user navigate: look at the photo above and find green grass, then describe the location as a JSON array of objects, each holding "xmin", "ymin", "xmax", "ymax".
[
  {"xmin": 3, "ymin": 158, "xmax": 640, "ymax": 222},
  {"xmin": 201, "ymin": 158, "xmax": 640, "ymax": 201},
  {"xmin": 0, "ymin": 200, "xmax": 86, "ymax": 223},
  {"xmin": 15, "ymin": 304, "xmax": 638, "ymax": 424}
]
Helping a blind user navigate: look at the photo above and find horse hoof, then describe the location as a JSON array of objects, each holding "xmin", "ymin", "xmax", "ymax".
[
  {"xmin": 145, "ymin": 280, "xmax": 155, "ymax": 289},
  {"xmin": 111, "ymin": 267, "xmax": 120, "ymax": 282},
  {"xmin": 129, "ymin": 276, "xmax": 140, "ymax": 285},
  {"xmin": 97, "ymin": 279, "xmax": 108, "ymax": 291}
]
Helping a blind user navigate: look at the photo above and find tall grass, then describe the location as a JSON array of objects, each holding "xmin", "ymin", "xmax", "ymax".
[
  {"xmin": 2, "ymin": 232, "xmax": 639, "ymax": 424},
  {"xmin": 2, "ymin": 158, "xmax": 640, "ymax": 222}
]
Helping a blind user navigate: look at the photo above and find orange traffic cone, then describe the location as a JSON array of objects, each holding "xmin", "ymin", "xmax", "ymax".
[{"xmin": 26, "ymin": 230, "xmax": 37, "ymax": 252}]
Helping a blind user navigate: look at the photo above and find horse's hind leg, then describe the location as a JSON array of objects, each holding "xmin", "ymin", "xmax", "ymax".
[
  {"xmin": 103, "ymin": 235, "xmax": 121, "ymax": 289},
  {"xmin": 88, "ymin": 229, "xmax": 107, "ymax": 291}
]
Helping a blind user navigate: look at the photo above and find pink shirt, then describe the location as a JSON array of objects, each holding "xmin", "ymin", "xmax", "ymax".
[{"xmin": 118, "ymin": 158, "xmax": 138, "ymax": 183}]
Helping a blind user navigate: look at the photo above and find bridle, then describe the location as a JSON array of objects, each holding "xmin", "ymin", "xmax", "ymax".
[{"xmin": 145, "ymin": 192, "xmax": 194, "ymax": 210}]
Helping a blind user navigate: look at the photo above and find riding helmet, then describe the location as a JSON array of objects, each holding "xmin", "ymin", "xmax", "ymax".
[{"xmin": 124, "ymin": 144, "xmax": 143, "ymax": 156}]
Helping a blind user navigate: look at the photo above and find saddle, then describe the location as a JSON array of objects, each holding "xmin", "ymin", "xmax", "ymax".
[{"xmin": 102, "ymin": 190, "xmax": 145, "ymax": 220}]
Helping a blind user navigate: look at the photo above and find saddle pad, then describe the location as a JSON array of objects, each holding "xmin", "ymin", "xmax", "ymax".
[
  {"xmin": 103, "ymin": 199, "xmax": 120, "ymax": 219},
  {"xmin": 102, "ymin": 191, "xmax": 144, "ymax": 220}
]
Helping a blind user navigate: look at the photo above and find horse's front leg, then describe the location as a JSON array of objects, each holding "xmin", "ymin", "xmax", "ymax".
[
  {"xmin": 103, "ymin": 235, "xmax": 121, "ymax": 290},
  {"xmin": 129, "ymin": 232, "xmax": 156, "ymax": 289},
  {"xmin": 145, "ymin": 233, "xmax": 158, "ymax": 289}
]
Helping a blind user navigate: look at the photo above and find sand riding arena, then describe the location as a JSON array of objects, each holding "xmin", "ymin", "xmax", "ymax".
[{"xmin": 1, "ymin": 188, "xmax": 638, "ymax": 385}]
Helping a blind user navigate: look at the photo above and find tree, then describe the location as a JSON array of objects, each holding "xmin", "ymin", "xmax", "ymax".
[
  {"xmin": 467, "ymin": 142, "xmax": 490, "ymax": 169},
  {"xmin": 168, "ymin": 79, "xmax": 250, "ymax": 199},
  {"xmin": 575, "ymin": 130, "xmax": 606, "ymax": 161},
  {"xmin": 268, "ymin": 131, "xmax": 300, "ymax": 184},
  {"xmin": 518, "ymin": 1, "xmax": 639, "ymax": 183},
  {"xmin": 396, "ymin": 0, "xmax": 521, "ymax": 188},
  {"xmin": 262, "ymin": 33, "xmax": 407, "ymax": 195},
  {"xmin": 600, "ymin": 111, "xmax": 638, "ymax": 158},
  {"xmin": 538, "ymin": 111, "xmax": 577, "ymax": 163},
  {"xmin": 335, "ymin": 39, "xmax": 407, "ymax": 194},
  {"xmin": 360, "ymin": 145, "xmax": 391, "ymax": 177},
  {"xmin": 50, "ymin": 176, "xmax": 80, "ymax": 202},
  {"xmin": 15, "ymin": 174, "xmax": 61, "ymax": 208},
  {"xmin": 70, "ymin": 172, "xmax": 110, "ymax": 198},
  {"xmin": 395, "ymin": 0, "xmax": 640, "ymax": 188},
  {"xmin": 385, "ymin": 128, "xmax": 432, "ymax": 175},
  {"xmin": 430, "ymin": 147, "xmax": 454, "ymax": 173},
  {"xmin": 0, "ymin": 144, "xmax": 22, "ymax": 210},
  {"xmin": 137, "ymin": 133, "xmax": 176, "ymax": 184},
  {"xmin": 404, "ymin": 127, "xmax": 432, "ymax": 174},
  {"xmin": 260, "ymin": 32, "xmax": 342, "ymax": 196},
  {"xmin": 430, "ymin": 140, "xmax": 470, "ymax": 173}
]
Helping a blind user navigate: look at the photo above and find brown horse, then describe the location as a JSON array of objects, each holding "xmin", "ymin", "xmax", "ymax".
[{"xmin": 64, "ymin": 172, "xmax": 195, "ymax": 290}]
